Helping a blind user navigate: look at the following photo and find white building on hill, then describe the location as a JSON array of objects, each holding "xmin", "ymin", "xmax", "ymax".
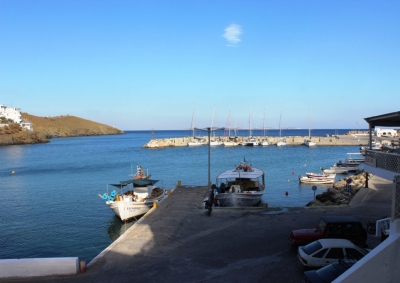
[{"xmin": 0, "ymin": 104, "xmax": 33, "ymax": 130}]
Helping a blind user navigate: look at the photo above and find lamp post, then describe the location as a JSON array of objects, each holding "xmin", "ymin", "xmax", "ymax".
[{"xmin": 195, "ymin": 126, "xmax": 225, "ymax": 212}]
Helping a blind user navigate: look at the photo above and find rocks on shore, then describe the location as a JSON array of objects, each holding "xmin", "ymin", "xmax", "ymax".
[{"xmin": 306, "ymin": 172, "xmax": 372, "ymax": 206}]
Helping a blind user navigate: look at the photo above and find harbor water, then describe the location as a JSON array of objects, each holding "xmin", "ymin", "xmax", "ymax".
[{"xmin": 0, "ymin": 129, "xmax": 363, "ymax": 263}]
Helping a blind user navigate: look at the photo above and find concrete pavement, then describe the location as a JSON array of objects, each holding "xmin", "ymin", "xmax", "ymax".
[{"xmin": 1, "ymin": 176, "xmax": 393, "ymax": 283}]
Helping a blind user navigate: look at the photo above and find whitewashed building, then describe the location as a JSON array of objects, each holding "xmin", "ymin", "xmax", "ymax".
[
  {"xmin": 0, "ymin": 104, "xmax": 33, "ymax": 130},
  {"xmin": 375, "ymin": 127, "xmax": 399, "ymax": 138}
]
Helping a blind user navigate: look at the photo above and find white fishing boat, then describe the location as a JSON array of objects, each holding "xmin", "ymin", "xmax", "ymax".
[
  {"xmin": 322, "ymin": 166, "xmax": 349, "ymax": 174},
  {"xmin": 331, "ymin": 162, "xmax": 359, "ymax": 172},
  {"xmin": 99, "ymin": 165, "xmax": 166, "ymax": 221},
  {"xmin": 306, "ymin": 172, "xmax": 336, "ymax": 179},
  {"xmin": 299, "ymin": 175, "xmax": 335, "ymax": 184},
  {"xmin": 305, "ymin": 105, "xmax": 316, "ymax": 147},
  {"xmin": 277, "ymin": 111, "xmax": 286, "ymax": 146},
  {"xmin": 211, "ymin": 158, "xmax": 265, "ymax": 207}
]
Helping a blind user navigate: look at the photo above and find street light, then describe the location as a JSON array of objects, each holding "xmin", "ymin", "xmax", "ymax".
[{"xmin": 195, "ymin": 126, "xmax": 225, "ymax": 212}]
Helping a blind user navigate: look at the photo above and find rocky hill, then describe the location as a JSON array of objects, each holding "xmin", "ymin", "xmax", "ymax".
[{"xmin": 0, "ymin": 113, "xmax": 124, "ymax": 146}]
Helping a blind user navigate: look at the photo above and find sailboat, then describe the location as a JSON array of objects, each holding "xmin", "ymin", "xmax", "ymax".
[
  {"xmin": 210, "ymin": 105, "xmax": 223, "ymax": 146},
  {"xmin": 223, "ymin": 111, "xmax": 239, "ymax": 146},
  {"xmin": 188, "ymin": 104, "xmax": 206, "ymax": 146},
  {"xmin": 260, "ymin": 107, "xmax": 269, "ymax": 146},
  {"xmin": 277, "ymin": 111, "xmax": 286, "ymax": 147},
  {"xmin": 305, "ymin": 105, "xmax": 316, "ymax": 147},
  {"xmin": 242, "ymin": 106, "xmax": 259, "ymax": 146}
]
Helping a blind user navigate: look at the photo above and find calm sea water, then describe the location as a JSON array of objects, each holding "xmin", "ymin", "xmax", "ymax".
[{"xmin": 0, "ymin": 129, "xmax": 363, "ymax": 262}]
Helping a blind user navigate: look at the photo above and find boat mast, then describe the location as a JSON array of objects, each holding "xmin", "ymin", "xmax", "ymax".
[
  {"xmin": 279, "ymin": 111, "xmax": 282, "ymax": 139},
  {"xmin": 263, "ymin": 106, "xmax": 266, "ymax": 137},
  {"xmin": 308, "ymin": 105, "xmax": 312, "ymax": 138},
  {"xmin": 191, "ymin": 104, "xmax": 195, "ymax": 138},
  {"xmin": 249, "ymin": 106, "xmax": 252, "ymax": 137}
]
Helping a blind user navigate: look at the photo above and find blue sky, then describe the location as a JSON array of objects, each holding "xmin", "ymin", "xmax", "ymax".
[{"xmin": 1, "ymin": 0, "xmax": 399, "ymax": 130}]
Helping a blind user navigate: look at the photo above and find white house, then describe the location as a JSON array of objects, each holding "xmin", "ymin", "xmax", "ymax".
[
  {"xmin": 0, "ymin": 104, "xmax": 33, "ymax": 131},
  {"xmin": 375, "ymin": 127, "xmax": 398, "ymax": 138}
]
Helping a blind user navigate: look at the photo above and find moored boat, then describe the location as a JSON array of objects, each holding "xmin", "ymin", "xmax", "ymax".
[
  {"xmin": 211, "ymin": 158, "xmax": 265, "ymax": 207},
  {"xmin": 322, "ymin": 166, "xmax": 349, "ymax": 174},
  {"xmin": 306, "ymin": 172, "xmax": 336, "ymax": 179},
  {"xmin": 99, "ymin": 165, "xmax": 166, "ymax": 221},
  {"xmin": 299, "ymin": 175, "xmax": 335, "ymax": 184}
]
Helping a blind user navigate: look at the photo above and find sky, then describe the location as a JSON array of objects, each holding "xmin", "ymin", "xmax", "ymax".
[{"xmin": 1, "ymin": 0, "xmax": 399, "ymax": 131}]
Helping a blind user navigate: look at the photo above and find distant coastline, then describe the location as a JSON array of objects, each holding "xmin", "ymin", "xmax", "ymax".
[{"xmin": 0, "ymin": 113, "xmax": 124, "ymax": 146}]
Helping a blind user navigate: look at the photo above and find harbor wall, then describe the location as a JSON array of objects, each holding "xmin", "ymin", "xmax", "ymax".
[
  {"xmin": 143, "ymin": 135, "xmax": 369, "ymax": 148},
  {"xmin": 0, "ymin": 257, "xmax": 79, "ymax": 279}
]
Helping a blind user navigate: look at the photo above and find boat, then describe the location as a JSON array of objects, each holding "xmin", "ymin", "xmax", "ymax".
[
  {"xmin": 223, "ymin": 116, "xmax": 240, "ymax": 146},
  {"xmin": 332, "ymin": 162, "xmax": 359, "ymax": 172},
  {"xmin": 299, "ymin": 175, "xmax": 335, "ymax": 184},
  {"xmin": 188, "ymin": 138, "xmax": 206, "ymax": 146},
  {"xmin": 188, "ymin": 104, "xmax": 206, "ymax": 146},
  {"xmin": 211, "ymin": 158, "xmax": 265, "ymax": 207},
  {"xmin": 99, "ymin": 165, "xmax": 166, "ymax": 221},
  {"xmin": 210, "ymin": 105, "xmax": 223, "ymax": 146},
  {"xmin": 260, "ymin": 107, "xmax": 269, "ymax": 146},
  {"xmin": 242, "ymin": 106, "xmax": 259, "ymax": 146},
  {"xmin": 345, "ymin": 152, "xmax": 365, "ymax": 163},
  {"xmin": 321, "ymin": 166, "xmax": 349, "ymax": 174},
  {"xmin": 305, "ymin": 105, "xmax": 316, "ymax": 147},
  {"xmin": 336, "ymin": 159, "xmax": 361, "ymax": 167},
  {"xmin": 277, "ymin": 111, "xmax": 286, "ymax": 146},
  {"xmin": 306, "ymin": 172, "xmax": 336, "ymax": 179}
]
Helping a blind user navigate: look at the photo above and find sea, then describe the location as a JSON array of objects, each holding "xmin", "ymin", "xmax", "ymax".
[{"xmin": 0, "ymin": 129, "xmax": 364, "ymax": 263}]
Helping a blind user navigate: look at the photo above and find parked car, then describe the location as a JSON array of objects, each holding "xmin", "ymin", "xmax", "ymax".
[
  {"xmin": 288, "ymin": 216, "xmax": 367, "ymax": 248},
  {"xmin": 297, "ymin": 238, "xmax": 369, "ymax": 269},
  {"xmin": 303, "ymin": 259, "xmax": 356, "ymax": 283}
]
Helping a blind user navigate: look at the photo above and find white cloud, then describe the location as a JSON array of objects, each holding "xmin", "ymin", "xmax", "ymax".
[{"xmin": 222, "ymin": 24, "xmax": 242, "ymax": 46}]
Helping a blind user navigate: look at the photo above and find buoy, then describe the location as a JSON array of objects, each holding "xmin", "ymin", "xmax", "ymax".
[
  {"xmin": 12, "ymin": 171, "xmax": 15, "ymax": 174},
  {"xmin": 288, "ymin": 179, "xmax": 290, "ymax": 182},
  {"xmin": 285, "ymin": 191, "xmax": 288, "ymax": 196},
  {"xmin": 292, "ymin": 171, "xmax": 295, "ymax": 175}
]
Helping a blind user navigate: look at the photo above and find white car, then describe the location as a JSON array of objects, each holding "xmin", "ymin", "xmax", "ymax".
[{"xmin": 297, "ymin": 238, "xmax": 369, "ymax": 269}]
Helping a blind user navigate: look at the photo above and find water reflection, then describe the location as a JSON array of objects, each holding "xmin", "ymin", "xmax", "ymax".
[{"xmin": 107, "ymin": 216, "xmax": 137, "ymax": 242}]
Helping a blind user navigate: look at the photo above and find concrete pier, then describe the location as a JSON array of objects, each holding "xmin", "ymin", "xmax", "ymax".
[
  {"xmin": 143, "ymin": 134, "xmax": 369, "ymax": 148},
  {"xmin": 5, "ymin": 176, "xmax": 393, "ymax": 283}
]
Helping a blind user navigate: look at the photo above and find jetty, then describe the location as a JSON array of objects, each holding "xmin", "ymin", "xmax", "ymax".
[
  {"xmin": 143, "ymin": 133, "xmax": 370, "ymax": 148},
  {"xmin": 5, "ymin": 176, "xmax": 392, "ymax": 283}
]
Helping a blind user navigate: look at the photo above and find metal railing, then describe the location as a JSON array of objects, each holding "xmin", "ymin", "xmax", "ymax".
[{"xmin": 364, "ymin": 150, "xmax": 400, "ymax": 174}]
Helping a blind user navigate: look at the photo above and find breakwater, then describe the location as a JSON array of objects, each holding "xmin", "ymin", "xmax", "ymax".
[{"xmin": 143, "ymin": 134, "xmax": 369, "ymax": 148}]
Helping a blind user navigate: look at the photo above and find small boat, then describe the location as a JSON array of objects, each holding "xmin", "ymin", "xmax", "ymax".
[
  {"xmin": 242, "ymin": 136, "xmax": 259, "ymax": 146},
  {"xmin": 345, "ymin": 152, "xmax": 365, "ymax": 163},
  {"xmin": 322, "ymin": 166, "xmax": 349, "ymax": 174},
  {"xmin": 210, "ymin": 139, "xmax": 224, "ymax": 146},
  {"xmin": 210, "ymin": 158, "xmax": 265, "ymax": 207},
  {"xmin": 299, "ymin": 175, "xmax": 335, "ymax": 184},
  {"xmin": 188, "ymin": 138, "xmax": 206, "ymax": 146},
  {"xmin": 305, "ymin": 106, "xmax": 316, "ymax": 147},
  {"xmin": 99, "ymin": 165, "xmax": 166, "ymax": 221},
  {"xmin": 242, "ymin": 107, "xmax": 259, "ymax": 146},
  {"xmin": 306, "ymin": 172, "xmax": 336, "ymax": 179},
  {"xmin": 335, "ymin": 160, "xmax": 360, "ymax": 171},
  {"xmin": 277, "ymin": 112, "xmax": 286, "ymax": 146}
]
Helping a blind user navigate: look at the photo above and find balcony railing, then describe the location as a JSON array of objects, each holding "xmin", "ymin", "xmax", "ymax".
[{"xmin": 365, "ymin": 149, "xmax": 400, "ymax": 174}]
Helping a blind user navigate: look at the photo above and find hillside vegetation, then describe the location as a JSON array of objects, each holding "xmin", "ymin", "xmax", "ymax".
[{"xmin": 0, "ymin": 113, "xmax": 124, "ymax": 146}]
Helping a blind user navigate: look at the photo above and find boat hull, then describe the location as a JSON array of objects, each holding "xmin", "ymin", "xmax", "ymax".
[
  {"xmin": 107, "ymin": 201, "xmax": 152, "ymax": 221},
  {"xmin": 214, "ymin": 192, "xmax": 264, "ymax": 207}
]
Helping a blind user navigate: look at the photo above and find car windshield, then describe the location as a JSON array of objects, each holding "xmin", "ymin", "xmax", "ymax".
[
  {"xmin": 317, "ymin": 219, "xmax": 326, "ymax": 233},
  {"xmin": 302, "ymin": 240, "xmax": 323, "ymax": 255}
]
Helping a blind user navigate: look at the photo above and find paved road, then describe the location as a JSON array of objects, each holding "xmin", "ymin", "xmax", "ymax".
[{"xmin": 1, "ymin": 176, "xmax": 392, "ymax": 283}]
